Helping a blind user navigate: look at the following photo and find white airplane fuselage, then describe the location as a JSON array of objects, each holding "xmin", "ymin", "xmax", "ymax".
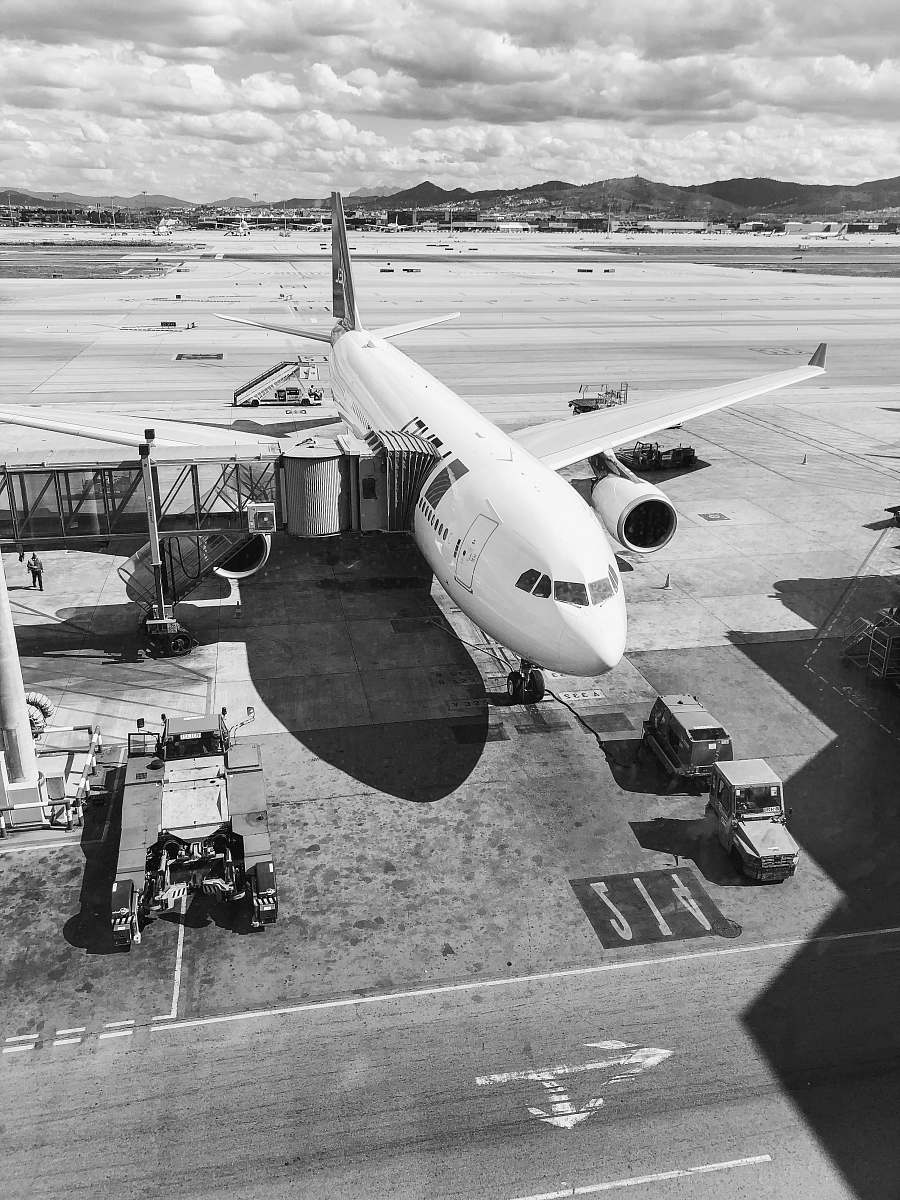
[{"xmin": 330, "ymin": 328, "xmax": 627, "ymax": 676}]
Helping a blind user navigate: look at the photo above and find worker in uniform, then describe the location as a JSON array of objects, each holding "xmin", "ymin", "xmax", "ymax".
[{"xmin": 27, "ymin": 551, "xmax": 44, "ymax": 591}]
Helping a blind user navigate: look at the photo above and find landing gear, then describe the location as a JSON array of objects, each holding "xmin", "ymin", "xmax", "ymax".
[{"xmin": 507, "ymin": 661, "xmax": 545, "ymax": 704}]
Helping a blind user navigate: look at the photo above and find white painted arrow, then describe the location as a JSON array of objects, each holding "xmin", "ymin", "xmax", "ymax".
[{"xmin": 476, "ymin": 1039, "xmax": 673, "ymax": 1131}]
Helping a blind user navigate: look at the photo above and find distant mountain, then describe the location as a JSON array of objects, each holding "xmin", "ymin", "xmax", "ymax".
[
  {"xmin": 0, "ymin": 188, "xmax": 51, "ymax": 206},
  {"xmin": 690, "ymin": 174, "xmax": 900, "ymax": 214},
  {"xmin": 5, "ymin": 173, "xmax": 900, "ymax": 217},
  {"xmin": 380, "ymin": 180, "xmax": 475, "ymax": 208},
  {"xmin": 25, "ymin": 190, "xmax": 193, "ymax": 208},
  {"xmin": 205, "ymin": 196, "xmax": 260, "ymax": 208}
]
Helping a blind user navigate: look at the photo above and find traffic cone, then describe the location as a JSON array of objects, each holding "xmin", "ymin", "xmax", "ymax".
[
  {"xmin": 663, "ymin": 573, "xmax": 671, "ymax": 589},
  {"xmin": 802, "ymin": 454, "xmax": 807, "ymax": 464}
]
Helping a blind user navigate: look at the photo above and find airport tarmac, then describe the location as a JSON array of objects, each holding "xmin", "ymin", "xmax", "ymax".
[{"xmin": 1, "ymin": 232, "xmax": 900, "ymax": 1199}]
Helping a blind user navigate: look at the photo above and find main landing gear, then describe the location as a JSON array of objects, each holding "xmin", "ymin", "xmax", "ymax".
[{"xmin": 507, "ymin": 661, "xmax": 546, "ymax": 704}]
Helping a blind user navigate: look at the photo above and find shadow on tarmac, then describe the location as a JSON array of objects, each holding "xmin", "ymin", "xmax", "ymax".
[
  {"xmin": 30, "ymin": 534, "xmax": 489, "ymax": 805},
  {"xmin": 732, "ymin": 576, "xmax": 900, "ymax": 1198},
  {"xmin": 630, "ymin": 814, "xmax": 747, "ymax": 886},
  {"xmin": 62, "ymin": 756, "xmax": 125, "ymax": 955}
]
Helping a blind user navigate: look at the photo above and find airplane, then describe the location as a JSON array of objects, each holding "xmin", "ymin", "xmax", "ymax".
[
  {"xmin": 0, "ymin": 192, "xmax": 826, "ymax": 704},
  {"xmin": 216, "ymin": 193, "xmax": 827, "ymax": 702}
]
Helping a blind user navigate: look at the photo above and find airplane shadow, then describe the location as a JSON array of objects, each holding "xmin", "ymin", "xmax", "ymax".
[{"xmin": 32, "ymin": 533, "xmax": 489, "ymax": 806}]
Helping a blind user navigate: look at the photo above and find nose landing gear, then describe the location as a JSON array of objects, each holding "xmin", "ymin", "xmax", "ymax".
[{"xmin": 507, "ymin": 661, "xmax": 546, "ymax": 704}]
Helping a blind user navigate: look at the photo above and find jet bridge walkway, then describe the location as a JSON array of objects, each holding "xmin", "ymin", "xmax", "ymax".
[{"xmin": 0, "ymin": 449, "xmax": 280, "ymax": 609}]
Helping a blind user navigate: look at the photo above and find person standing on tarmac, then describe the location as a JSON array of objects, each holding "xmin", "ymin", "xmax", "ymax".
[{"xmin": 27, "ymin": 551, "xmax": 44, "ymax": 591}]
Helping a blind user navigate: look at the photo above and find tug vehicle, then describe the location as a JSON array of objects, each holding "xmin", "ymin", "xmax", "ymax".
[
  {"xmin": 706, "ymin": 759, "xmax": 800, "ymax": 882},
  {"xmin": 111, "ymin": 708, "xmax": 278, "ymax": 948}
]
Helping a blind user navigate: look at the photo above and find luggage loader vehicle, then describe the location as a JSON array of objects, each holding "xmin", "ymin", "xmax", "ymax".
[
  {"xmin": 111, "ymin": 708, "xmax": 278, "ymax": 948},
  {"xmin": 641, "ymin": 694, "xmax": 733, "ymax": 788},
  {"xmin": 706, "ymin": 759, "xmax": 799, "ymax": 882}
]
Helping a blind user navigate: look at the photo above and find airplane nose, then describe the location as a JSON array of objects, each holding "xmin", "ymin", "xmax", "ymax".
[{"xmin": 556, "ymin": 596, "xmax": 627, "ymax": 676}]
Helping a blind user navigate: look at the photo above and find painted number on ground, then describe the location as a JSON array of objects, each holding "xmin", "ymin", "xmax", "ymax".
[{"xmin": 570, "ymin": 868, "xmax": 729, "ymax": 948}]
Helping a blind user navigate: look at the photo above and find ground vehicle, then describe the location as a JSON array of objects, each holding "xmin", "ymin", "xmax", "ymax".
[
  {"xmin": 617, "ymin": 441, "xmax": 696, "ymax": 471},
  {"xmin": 642, "ymin": 694, "xmax": 733, "ymax": 785},
  {"xmin": 111, "ymin": 709, "xmax": 278, "ymax": 948},
  {"xmin": 706, "ymin": 759, "xmax": 799, "ymax": 882}
]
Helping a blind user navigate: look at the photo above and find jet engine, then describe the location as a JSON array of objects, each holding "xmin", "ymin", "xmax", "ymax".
[
  {"xmin": 590, "ymin": 456, "xmax": 677, "ymax": 553},
  {"xmin": 213, "ymin": 533, "xmax": 272, "ymax": 580}
]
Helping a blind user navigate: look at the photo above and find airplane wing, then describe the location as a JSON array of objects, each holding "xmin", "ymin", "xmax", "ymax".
[
  {"xmin": 514, "ymin": 345, "xmax": 827, "ymax": 471},
  {"xmin": 0, "ymin": 405, "xmax": 281, "ymax": 451},
  {"xmin": 216, "ymin": 313, "xmax": 334, "ymax": 343}
]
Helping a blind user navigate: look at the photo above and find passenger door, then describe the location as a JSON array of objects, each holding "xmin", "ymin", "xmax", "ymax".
[{"xmin": 455, "ymin": 514, "xmax": 498, "ymax": 591}]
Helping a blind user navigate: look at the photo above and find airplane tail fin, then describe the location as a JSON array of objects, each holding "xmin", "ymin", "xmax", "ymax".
[{"xmin": 332, "ymin": 191, "xmax": 362, "ymax": 330}]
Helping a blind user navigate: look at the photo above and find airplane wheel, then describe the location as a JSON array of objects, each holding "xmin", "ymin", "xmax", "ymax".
[
  {"xmin": 524, "ymin": 669, "xmax": 545, "ymax": 703},
  {"xmin": 507, "ymin": 671, "xmax": 525, "ymax": 704}
]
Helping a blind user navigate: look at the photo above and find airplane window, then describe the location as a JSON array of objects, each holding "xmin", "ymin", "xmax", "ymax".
[
  {"xmin": 554, "ymin": 580, "xmax": 589, "ymax": 606},
  {"xmin": 608, "ymin": 564, "xmax": 619, "ymax": 593},
  {"xmin": 516, "ymin": 569, "xmax": 541, "ymax": 592},
  {"xmin": 533, "ymin": 574, "xmax": 551, "ymax": 598},
  {"xmin": 588, "ymin": 577, "xmax": 614, "ymax": 605}
]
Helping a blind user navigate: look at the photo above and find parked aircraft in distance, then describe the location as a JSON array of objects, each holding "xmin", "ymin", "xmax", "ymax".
[
  {"xmin": 0, "ymin": 194, "xmax": 826, "ymax": 703},
  {"xmin": 218, "ymin": 193, "xmax": 827, "ymax": 702}
]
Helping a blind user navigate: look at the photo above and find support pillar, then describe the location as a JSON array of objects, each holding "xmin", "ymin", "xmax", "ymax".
[{"xmin": 0, "ymin": 550, "xmax": 38, "ymax": 786}]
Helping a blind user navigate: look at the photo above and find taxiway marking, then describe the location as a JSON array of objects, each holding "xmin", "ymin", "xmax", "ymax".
[
  {"xmin": 511, "ymin": 1154, "xmax": 772, "ymax": 1199},
  {"xmin": 98, "ymin": 1029, "xmax": 133, "ymax": 1041},
  {"xmin": 478, "ymin": 1040, "xmax": 672, "ymax": 1131},
  {"xmin": 145, "ymin": 923, "xmax": 900, "ymax": 1038}
]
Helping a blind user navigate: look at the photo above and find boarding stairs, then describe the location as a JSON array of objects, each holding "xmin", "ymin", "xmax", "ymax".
[
  {"xmin": 233, "ymin": 358, "xmax": 324, "ymax": 406},
  {"xmin": 840, "ymin": 611, "xmax": 900, "ymax": 679},
  {"xmin": 117, "ymin": 530, "xmax": 257, "ymax": 609}
]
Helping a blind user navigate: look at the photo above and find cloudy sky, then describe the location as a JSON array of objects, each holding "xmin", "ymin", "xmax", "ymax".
[{"xmin": 1, "ymin": 0, "xmax": 899, "ymax": 200}]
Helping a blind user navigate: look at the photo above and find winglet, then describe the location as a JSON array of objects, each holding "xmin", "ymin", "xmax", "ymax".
[{"xmin": 809, "ymin": 342, "xmax": 827, "ymax": 369}]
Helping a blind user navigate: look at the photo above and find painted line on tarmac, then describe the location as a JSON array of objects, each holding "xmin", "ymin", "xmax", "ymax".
[
  {"xmin": 5, "ymin": 1034, "xmax": 39, "ymax": 1043},
  {"xmin": 2, "ymin": 1043, "xmax": 36, "ymax": 1055},
  {"xmin": 148, "ymin": 923, "xmax": 900, "ymax": 1037},
  {"xmin": 0, "ymin": 840, "xmax": 98, "ymax": 855},
  {"xmin": 55, "ymin": 1027, "xmax": 85, "ymax": 1037},
  {"xmin": 511, "ymin": 1154, "xmax": 772, "ymax": 1199},
  {"xmin": 98, "ymin": 1029, "xmax": 132, "ymax": 1041},
  {"xmin": 104, "ymin": 1019, "xmax": 134, "ymax": 1029},
  {"xmin": 52, "ymin": 1037, "xmax": 81, "ymax": 1048}
]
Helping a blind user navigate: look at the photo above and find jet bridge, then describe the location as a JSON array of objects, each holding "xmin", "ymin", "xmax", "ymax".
[{"xmin": 0, "ymin": 446, "xmax": 280, "ymax": 617}]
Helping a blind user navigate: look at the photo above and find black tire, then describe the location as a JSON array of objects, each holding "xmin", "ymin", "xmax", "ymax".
[
  {"xmin": 524, "ymin": 669, "xmax": 545, "ymax": 703},
  {"xmin": 170, "ymin": 633, "xmax": 191, "ymax": 656},
  {"xmin": 507, "ymin": 671, "xmax": 525, "ymax": 704}
]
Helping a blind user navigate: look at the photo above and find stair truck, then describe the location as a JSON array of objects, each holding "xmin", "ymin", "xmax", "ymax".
[
  {"xmin": 111, "ymin": 708, "xmax": 278, "ymax": 948},
  {"xmin": 706, "ymin": 759, "xmax": 800, "ymax": 882}
]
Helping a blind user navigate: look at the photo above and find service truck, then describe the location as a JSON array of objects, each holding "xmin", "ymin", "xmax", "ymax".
[
  {"xmin": 706, "ymin": 759, "xmax": 800, "ymax": 882},
  {"xmin": 642, "ymin": 694, "xmax": 733, "ymax": 787},
  {"xmin": 111, "ymin": 709, "xmax": 278, "ymax": 948}
]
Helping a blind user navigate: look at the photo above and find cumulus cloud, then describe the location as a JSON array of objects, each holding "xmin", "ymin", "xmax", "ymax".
[{"xmin": 0, "ymin": 0, "xmax": 899, "ymax": 196}]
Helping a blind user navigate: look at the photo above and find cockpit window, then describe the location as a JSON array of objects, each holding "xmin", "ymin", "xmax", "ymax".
[
  {"xmin": 533, "ymin": 574, "xmax": 551, "ymax": 598},
  {"xmin": 516, "ymin": 569, "xmax": 541, "ymax": 593},
  {"xmin": 554, "ymin": 580, "xmax": 589, "ymax": 606},
  {"xmin": 588, "ymin": 577, "xmax": 614, "ymax": 605}
]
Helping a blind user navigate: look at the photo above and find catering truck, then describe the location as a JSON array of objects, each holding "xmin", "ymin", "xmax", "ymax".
[{"xmin": 111, "ymin": 709, "xmax": 278, "ymax": 948}]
